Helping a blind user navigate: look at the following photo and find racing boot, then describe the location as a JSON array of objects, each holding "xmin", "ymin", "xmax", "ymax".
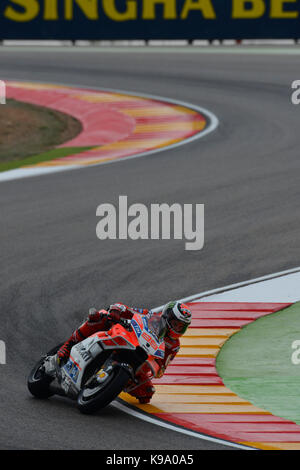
[
  {"xmin": 128, "ymin": 381, "xmax": 156, "ymax": 404},
  {"xmin": 57, "ymin": 336, "xmax": 76, "ymax": 366}
]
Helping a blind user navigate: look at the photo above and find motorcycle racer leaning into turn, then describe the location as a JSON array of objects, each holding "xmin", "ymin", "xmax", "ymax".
[{"xmin": 56, "ymin": 301, "xmax": 192, "ymax": 404}]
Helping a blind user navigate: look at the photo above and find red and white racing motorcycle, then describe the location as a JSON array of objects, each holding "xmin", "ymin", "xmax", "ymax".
[{"xmin": 27, "ymin": 313, "xmax": 166, "ymax": 414}]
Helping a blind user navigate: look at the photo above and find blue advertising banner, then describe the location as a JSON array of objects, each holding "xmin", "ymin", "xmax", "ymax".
[{"xmin": 0, "ymin": 0, "xmax": 300, "ymax": 40}]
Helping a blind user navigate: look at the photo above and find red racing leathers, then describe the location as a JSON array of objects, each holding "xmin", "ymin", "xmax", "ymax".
[{"xmin": 57, "ymin": 303, "xmax": 180, "ymax": 404}]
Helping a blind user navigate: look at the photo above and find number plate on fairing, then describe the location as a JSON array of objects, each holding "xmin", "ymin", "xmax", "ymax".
[
  {"xmin": 64, "ymin": 359, "xmax": 80, "ymax": 383},
  {"xmin": 131, "ymin": 316, "xmax": 164, "ymax": 358},
  {"xmin": 63, "ymin": 335, "xmax": 101, "ymax": 390}
]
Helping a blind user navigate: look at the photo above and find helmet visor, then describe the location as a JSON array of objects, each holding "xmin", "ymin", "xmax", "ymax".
[{"xmin": 168, "ymin": 317, "xmax": 188, "ymax": 336}]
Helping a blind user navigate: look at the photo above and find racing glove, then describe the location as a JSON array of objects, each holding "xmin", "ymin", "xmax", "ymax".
[{"xmin": 108, "ymin": 303, "xmax": 127, "ymax": 314}]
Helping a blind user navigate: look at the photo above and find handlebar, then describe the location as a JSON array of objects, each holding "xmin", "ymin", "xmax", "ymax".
[{"xmin": 107, "ymin": 315, "xmax": 131, "ymax": 330}]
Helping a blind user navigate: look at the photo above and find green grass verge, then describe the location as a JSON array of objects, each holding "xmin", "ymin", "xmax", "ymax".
[
  {"xmin": 0, "ymin": 147, "xmax": 93, "ymax": 172},
  {"xmin": 216, "ymin": 302, "xmax": 300, "ymax": 424}
]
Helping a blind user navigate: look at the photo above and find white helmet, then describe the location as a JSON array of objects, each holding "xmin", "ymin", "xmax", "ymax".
[{"xmin": 161, "ymin": 301, "xmax": 192, "ymax": 338}]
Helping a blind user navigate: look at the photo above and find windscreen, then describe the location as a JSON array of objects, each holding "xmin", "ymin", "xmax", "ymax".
[{"xmin": 147, "ymin": 312, "xmax": 167, "ymax": 342}]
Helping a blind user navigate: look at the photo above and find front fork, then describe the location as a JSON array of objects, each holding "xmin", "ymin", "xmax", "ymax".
[
  {"xmin": 88, "ymin": 355, "xmax": 134, "ymax": 387},
  {"xmin": 124, "ymin": 361, "xmax": 154, "ymax": 393}
]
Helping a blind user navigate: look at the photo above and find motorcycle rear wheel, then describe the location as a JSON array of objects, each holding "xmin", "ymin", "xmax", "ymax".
[
  {"xmin": 77, "ymin": 365, "xmax": 130, "ymax": 414},
  {"xmin": 27, "ymin": 344, "xmax": 62, "ymax": 399}
]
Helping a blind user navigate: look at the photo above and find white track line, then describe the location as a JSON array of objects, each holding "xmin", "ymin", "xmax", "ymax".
[
  {"xmin": 114, "ymin": 265, "xmax": 300, "ymax": 450},
  {"xmin": 153, "ymin": 266, "xmax": 300, "ymax": 310},
  {"xmin": 3, "ymin": 45, "xmax": 300, "ymax": 55},
  {"xmin": 0, "ymin": 81, "xmax": 219, "ymax": 183},
  {"xmin": 0, "ymin": 165, "xmax": 82, "ymax": 182},
  {"xmin": 196, "ymin": 270, "xmax": 300, "ymax": 303}
]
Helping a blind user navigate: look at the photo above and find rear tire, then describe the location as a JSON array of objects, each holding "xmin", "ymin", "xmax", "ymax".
[
  {"xmin": 27, "ymin": 344, "xmax": 62, "ymax": 399},
  {"xmin": 77, "ymin": 366, "xmax": 130, "ymax": 414}
]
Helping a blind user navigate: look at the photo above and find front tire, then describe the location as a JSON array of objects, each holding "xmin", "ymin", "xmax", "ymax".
[{"xmin": 77, "ymin": 366, "xmax": 130, "ymax": 414}]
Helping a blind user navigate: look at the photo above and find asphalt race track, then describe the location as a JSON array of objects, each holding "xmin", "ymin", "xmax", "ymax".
[{"xmin": 0, "ymin": 46, "xmax": 299, "ymax": 450}]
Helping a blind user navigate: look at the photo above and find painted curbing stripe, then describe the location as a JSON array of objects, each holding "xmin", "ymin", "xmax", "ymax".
[
  {"xmin": 112, "ymin": 400, "xmax": 254, "ymax": 451},
  {"xmin": 117, "ymin": 302, "xmax": 286, "ymax": 450},
  {"xmin": 115, "ymin": 267, "xmax": 300, "ymax": 450},
  {"xmin": 154, "ymin": 385, "xmax": 236, "ymax": 395},
  {"xmin": 0, "ymin": 80, "xmax": 219, "ymax": 183},
  {"xmin": 118, "ymin": 301, "xmax": 291, "ymax": 450}
]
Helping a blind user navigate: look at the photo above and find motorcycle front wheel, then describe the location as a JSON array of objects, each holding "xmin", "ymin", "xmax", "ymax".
[{"xmin": 77, "ymin": 365, "xmax": 130, "ymax": 414}]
